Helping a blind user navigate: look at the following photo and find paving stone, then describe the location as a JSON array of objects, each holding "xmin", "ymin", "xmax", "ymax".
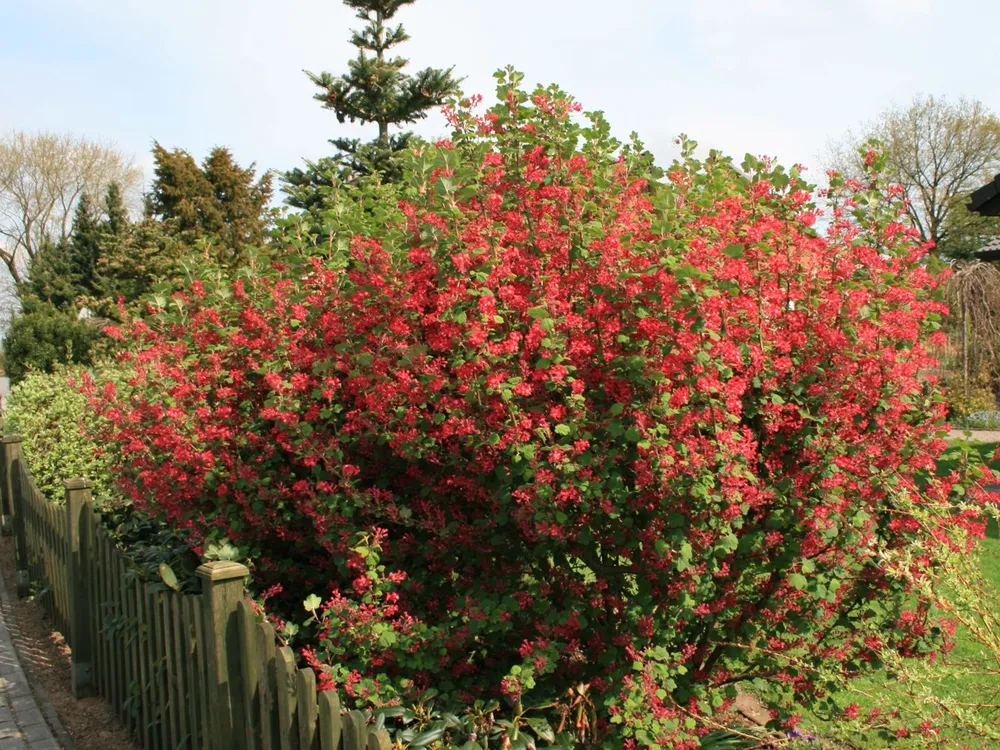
[
  {"xmin": 14, "ymin": 710, "xmax": 43, "ymax": 731},
  {"xmin": 5, "ymin": 698, "xmax": 32, "ymax": 714},
  {"xmin": 28, "ymin": 740, "xmax": 60, "ymax": 750},
  {"xmin": 0, "ymin": 725, "xmax": 20, "ymax": 740},
  {"xmin": 19, "ymin": 724, "xmax": 52, "ymax": 744}
]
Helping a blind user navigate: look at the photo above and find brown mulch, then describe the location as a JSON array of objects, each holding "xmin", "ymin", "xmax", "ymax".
[{"xmin": 0, "ymin": 537, "xmax": 136, "ymax": 750}]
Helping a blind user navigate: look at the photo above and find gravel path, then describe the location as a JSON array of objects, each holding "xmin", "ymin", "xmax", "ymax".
[{"xmin": 947, "ymin": 429, "xmax": 1000, "ymax": 443}]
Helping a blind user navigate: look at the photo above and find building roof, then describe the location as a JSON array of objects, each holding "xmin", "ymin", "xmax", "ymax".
[
  {"xmin": 974, "ymin": 236, "xmax": 1000, "ymax": 262},
  {"xmin": 969, "ymin": 175, "xmax": 1000, "ymax": 217}
]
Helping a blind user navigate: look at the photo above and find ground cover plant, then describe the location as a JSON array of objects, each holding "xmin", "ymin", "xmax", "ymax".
[{"xmin": 83, "ymin": 71, "xmax": 991, "ymax": 748}]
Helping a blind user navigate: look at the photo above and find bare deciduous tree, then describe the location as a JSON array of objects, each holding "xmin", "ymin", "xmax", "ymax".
[
  {"xmin": 0, "ymin": 130, "xmax": 141, "ymax": 283},
  {"xmin": 826, "ymin": 95, "xmax": 1000, "ymax": 254},
  {"xmin": 943, "ymin": 261, "xmax": 1000, "ymax": 399}
]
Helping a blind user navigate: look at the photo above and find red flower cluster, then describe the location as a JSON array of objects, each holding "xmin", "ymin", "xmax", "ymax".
[{"xmin": 84, "ymin": 74, "xmax": 987, "ymax": 746}]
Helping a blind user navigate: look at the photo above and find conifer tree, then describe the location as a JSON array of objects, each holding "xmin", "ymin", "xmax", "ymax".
[
  {"xmin": 284, "ymin": 0, "xmax": 461, "ymax": 208},
  {"xmin": 149, "ymin": 143, "xmax": 273, "ymax": 266},
  {"xmin": 23, "ymin": 188, "xmax": 125, "ymax": 308}
]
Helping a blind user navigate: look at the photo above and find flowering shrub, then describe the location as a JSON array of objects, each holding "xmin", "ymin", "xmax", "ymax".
[
  {"xmin": 5, "ymin": 363, "xmax": 129, "ymax": 503},
  {"xmin": 84, "ymin": 70, "xmax": 989, "ymax": 747}
]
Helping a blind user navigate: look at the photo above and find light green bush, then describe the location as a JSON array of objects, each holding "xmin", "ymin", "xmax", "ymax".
[
  {"xmin": 943, "ymin": 368, "xmax": 997, "ymax": 418},
  {"xmin": 3, "ymin": 363, "xmax": 130, "ymax": 505}
]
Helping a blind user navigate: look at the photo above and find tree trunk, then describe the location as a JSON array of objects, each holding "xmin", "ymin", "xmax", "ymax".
[{"xmin": 962, "ymin": 284, "xmax": 969, "ymax": 404}]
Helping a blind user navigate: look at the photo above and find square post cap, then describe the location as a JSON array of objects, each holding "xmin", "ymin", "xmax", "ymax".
[{"xmin": 196, "ymin": 561, "xmax": 250, "ymax": 582}]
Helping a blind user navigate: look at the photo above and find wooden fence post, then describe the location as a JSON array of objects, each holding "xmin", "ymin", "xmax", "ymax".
[
  {"xmin": 1, "ymin": 436, "xmax": 21, "ymax": 536},
  {"xmin": 65, "ymin": 477, "xmax": 95, "ymax": 698},
  {"xmin": 198, "ymin": 560, "xmax": 250, "ymax": 750},
  {"xmin": 0, "ymin": 436, "xmax": 21, "ymax": 536},
  {"xmin": 2, "ymin": 437, "xmax": 29, "ymax": 596}
]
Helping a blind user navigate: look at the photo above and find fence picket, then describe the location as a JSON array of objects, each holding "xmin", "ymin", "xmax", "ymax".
[
  {"xmin": 276, "ymin": 646, "xmax": 299, "ymax": 750},
  {"xmin": 125, "ymin": 558, "xmax": 140, "ymax": 740},
  {"xmin": 58, "ymin": 506, "xmax": 69, "ymax": 635},
  {"xmin": 180, "ymin": 595, "xmax": 199, "ymax": 750},
  {"xmin": 2, "ymin": 443, "xmax": 413, "ymax": 750},
  {"xmin": 317, "ymin": 691, "xmax": 342, "ymax": 750},
  {"xmin": 110, "ymin": 538, "xmax": 125, "ymax": 719},
  {"xmin": 296, "ymin": 669, "xmax": 318, "ymax": 750},
  {"xmin": 100, "ymin": 531, "xmax": 114, "ymax": 713},
  {"xmin": 148, "ymin": 587, "xmax": 167, "ymax": 750},
  {"xmin": 342, "ymin": 712, "xmax": 366, "ymax": 750},
  {"xmin": 160, "ymin": 593, "xmax": 178, "ymax": 750},
  {"xmin": 169, "ymin": 592, "xmax": 190, "ymax": 749},
  {"xmin": 257, "ymin": 620, "xmax": 279, "ymax": 750},
  {"xmin": 365, "ymin": 731, "xmax": 390, "ymax": 750},
  {"xmin": 193, "ymin": 593, "xmax": 212, "ymax": 750},
  {"xmin": 89, "ymin": 522, "xmax": 103, "ymax": 698},
  {"xmin": 133, "ymin": 574, "xmax": 151, "ymax": 748},
  {"xmin": 238, "ymin": 600, "xmax": 261, "ymax": 750}
]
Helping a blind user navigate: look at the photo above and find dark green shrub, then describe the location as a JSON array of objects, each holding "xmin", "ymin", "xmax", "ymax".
[{"xmin": 2, "ymin": 302, "xmax": 99, "ymax": 384}]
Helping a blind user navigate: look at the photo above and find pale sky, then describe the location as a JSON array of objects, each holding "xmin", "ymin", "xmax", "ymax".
[{"xmin": 3, "ymin": 0, "xmax": 1000, "ymax": 193}]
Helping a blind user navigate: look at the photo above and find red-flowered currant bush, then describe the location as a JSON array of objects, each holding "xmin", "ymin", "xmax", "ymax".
[{"xmin": 83, "ymin": 69, "xmax": 990, "ymax": 747}]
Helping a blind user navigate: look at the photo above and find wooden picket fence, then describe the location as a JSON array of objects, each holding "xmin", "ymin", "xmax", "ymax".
[{"xmin": 0, "ymin": 436, "xmax": 393, "ymax": 750}]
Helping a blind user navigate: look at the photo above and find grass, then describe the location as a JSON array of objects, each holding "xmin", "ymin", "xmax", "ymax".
[{"xmin": 801, "ymin": 441, "xmax": 1000, "ymax": 748}]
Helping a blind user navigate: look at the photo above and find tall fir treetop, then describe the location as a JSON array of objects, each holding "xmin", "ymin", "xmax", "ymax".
[
  {"xmin": 287, "ymin": 0, "xmax": 460, "ymax": 203},
  {"xmin": 305, "ymin": 0, "xmax": 459, "ymax": 144}
]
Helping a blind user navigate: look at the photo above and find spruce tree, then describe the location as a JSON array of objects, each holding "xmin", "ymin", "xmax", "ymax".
[
  {"xmin": 149, "ymin": 143, "xmax": 273, "ymax": 266},
  {"xmin": 23, "ymin": 188, "xmax": 124, "ymax": 307},
  {"xmin": 284, "ymin": 0, "xmax": 461, "ymax": 208}
]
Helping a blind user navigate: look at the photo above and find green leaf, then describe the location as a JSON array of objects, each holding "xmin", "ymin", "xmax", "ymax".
[
  {"xmin": 158, "ymin": 563, "xmax": 180, "ymax": 592},
  {"xmin": 722, "ymin": 243, "xmax": 745, "ymax": 259},
  {"xmin": 554, "ymin": 424, "xmax": 571, "ymax": 436},
  {"xmin": 410, "ymin": 726, "xmax": 447, "ymax": 748},
  {"xmin": 527, "ymin": 306, "xmax": 549, "ymax": 319},
  {"xmin": 788, "ymin": 573, "xmax": 808, "ymax": 590},
  {"xmin": 526, "ymin": 718, "xmax": 556, "ymax": 743},
  {"xmin": 303, "ymin": 594, "xmax": 322, "ymax": 612}
]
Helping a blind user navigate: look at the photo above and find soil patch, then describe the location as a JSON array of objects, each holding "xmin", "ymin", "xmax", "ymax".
[{"xmin": 0, "ymin": 537, "xmax": 135, "ymax": 750}]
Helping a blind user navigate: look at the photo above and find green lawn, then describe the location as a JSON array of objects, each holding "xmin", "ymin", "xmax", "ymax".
[{"xmin": 802, "ymin": 442, "xmax": 1000, "ymax": 748}]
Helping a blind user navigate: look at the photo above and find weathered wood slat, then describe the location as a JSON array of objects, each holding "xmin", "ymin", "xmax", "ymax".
[
  {"xmin": 89, "ymin": 520, "xmax": 103, "ymax": 698},
  {"xmin": 296, "ymin": 669, "xmax": 318, "ymax": 750},
  {"xmin": 135, "ymin": 570, "xmax": 152, "ymax": 748},
  {"xmin": 125, "ymin": 557, "xmax": 140, "ymax": 740},
  {"xmin": 257, "ymin": 620, "xmax": 279, "ymax": 750},
  {"xmin": 103, "ymin": 531, "xmax": 116, "ymax": 712},
  {"xmin": 276, "ymin": 646, "xmax": 299, "ymax": 750},
  {"xmin": 238, "ymin": 600, "xmax": 261, "ymax": 750},
  {"xmin": 181, "ymin": 594, "xmax": 200, "ymax": 750},
  {"xmin": 193, "ymin": 593, "xmax": 212, "ymax": 750},
  {"xmin": 365, "ymin": 730, "xmax": 390, "ymax": 750},
  {"xmin": 317, "ymin": 691, "xmax": 342, "ymax": 750},
  {"xmin": 163, "ymin": 592, "xmax": 177, "ymax": 750},
  {"xmin": 342, "ymin": 711, "xmax": 367, "ymax": 750},
  {"xmin": 146, "ymin": 586, "xmax": 164, "ymax": 750},
  {"xmin": 110, "ymin": 538, "xmax": 124, "ymax": 719},
  {"xmin": 150, "ymin": 587, "xmax": 168, "ymax": 750},
  {"xmin": 169, "ymin": 592, "xmax": 190, "ymax": 749}
]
